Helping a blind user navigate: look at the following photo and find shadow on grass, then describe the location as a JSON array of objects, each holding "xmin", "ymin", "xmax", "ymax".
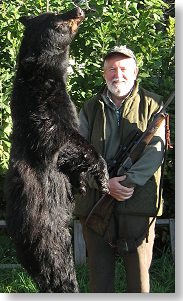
[{"xmin": 0, "ymin": 233, "xmax": 175, "ymax": 293}]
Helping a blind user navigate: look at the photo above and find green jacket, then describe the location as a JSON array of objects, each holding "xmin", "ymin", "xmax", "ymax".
[{"xmin": 74, "ymin": 82, "xmax": 165, "ymax": 217}]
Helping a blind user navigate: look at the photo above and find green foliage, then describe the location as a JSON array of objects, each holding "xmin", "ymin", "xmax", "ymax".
[
  {"xmin": 69, "ymin": 0, "xmax": 175, "ymax": 105},
  {"xmin": 0, "ymin": 0, "xmax": 175, "ymax": 215}
]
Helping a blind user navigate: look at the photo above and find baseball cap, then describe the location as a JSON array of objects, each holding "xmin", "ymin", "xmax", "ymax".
[{"xmin": 104, "ymin": 45, "xmax": 136, "ymax": 63}]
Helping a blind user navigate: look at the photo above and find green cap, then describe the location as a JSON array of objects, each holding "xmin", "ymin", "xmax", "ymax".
[{"xmin": 104, "ymin": 45, "xmax": 136, "ymax": 63}]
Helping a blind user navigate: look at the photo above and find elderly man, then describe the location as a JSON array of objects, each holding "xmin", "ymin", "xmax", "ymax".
[{"xmin": 75, "ymin": 45, "xmax": 165, "ymax": 293}]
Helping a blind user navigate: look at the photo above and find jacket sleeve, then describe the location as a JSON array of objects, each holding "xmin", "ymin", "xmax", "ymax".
[
  {"xmin": 117, "ymin": 119, "xmax": 166, "ymax": 187},
  {"xmin": 79, "ymin": 107, "xmax": 100, "ymax": 190},
  {"xmin": 79, "ymin": 108, "xmax": 89, "ymax": 141}
]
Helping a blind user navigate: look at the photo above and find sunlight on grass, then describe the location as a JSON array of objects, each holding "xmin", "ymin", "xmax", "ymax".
[{"xmin": 0, "ymin": 234, "xmax": 175, "ymax": 293}]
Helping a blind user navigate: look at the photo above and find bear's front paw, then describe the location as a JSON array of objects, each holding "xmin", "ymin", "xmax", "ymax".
[
  {"xmin": 101, "ymin": 181, "xmax": 109, "ymax": 194},
  {"xmin": 78, "ymin": 172, "xmax": 87, "ymax": 195},
  {"xmin": 96, "ymin": 156, "xmax": 109, "ymax": 193},
  {"xmin": 97, "ymin": 175, "xmax": 109, "ymax": 194}
]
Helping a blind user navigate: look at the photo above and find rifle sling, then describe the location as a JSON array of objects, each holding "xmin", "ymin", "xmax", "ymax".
[{"xmin": 85, "ymin": 92, "xmax": 174, "ymax": 252}]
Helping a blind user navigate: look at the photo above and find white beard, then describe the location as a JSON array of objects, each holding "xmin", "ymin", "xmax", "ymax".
[{"xmin": 106, "ymin": 78, "xmax": 134, "ymax": 98}]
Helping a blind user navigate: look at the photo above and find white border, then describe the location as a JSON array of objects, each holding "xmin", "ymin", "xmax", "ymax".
[{"xmin": 1, "ymin": 0, "xmax": 180, "ymax": 300}]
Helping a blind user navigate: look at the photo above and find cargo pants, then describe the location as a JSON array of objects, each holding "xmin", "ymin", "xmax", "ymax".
[{"xmin": 80, "ymin": 213, "xmax": 156, "ymax": 293}]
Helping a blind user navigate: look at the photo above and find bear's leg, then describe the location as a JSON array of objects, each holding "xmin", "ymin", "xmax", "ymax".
[{"xmin": 15, "ymin": 234, "xmax": 79, "ymax": 293}]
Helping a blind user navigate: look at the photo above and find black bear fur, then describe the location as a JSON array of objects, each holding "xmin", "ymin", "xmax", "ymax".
[{"xmin": 4, "ymin": 7, "xmax": 108, "ymax": 293}]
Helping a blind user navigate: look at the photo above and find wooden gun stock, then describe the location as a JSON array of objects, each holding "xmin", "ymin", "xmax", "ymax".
[{"xmin": 85, "ymin": 91, "xmax": 175, "ymax": 231}]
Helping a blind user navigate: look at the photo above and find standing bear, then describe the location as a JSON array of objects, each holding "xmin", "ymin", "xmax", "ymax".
[{"xmin": 4, "ymin": 7, "xmax": 109, "ymax": 293}]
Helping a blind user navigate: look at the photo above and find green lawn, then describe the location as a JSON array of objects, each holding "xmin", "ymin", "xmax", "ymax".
[{"xmin": 0, "ymin": 233, "xmax": 175, "ymax": 293}]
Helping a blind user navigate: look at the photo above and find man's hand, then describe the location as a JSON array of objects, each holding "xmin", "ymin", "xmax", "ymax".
[{"xmin": 108, "ymin": 175, "xmax": 134, "ymax": 202}]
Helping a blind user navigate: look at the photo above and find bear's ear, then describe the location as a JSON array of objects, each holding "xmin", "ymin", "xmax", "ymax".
[{"xmin": 19, "ymin": 15, "xmax": 35, "ymax": 26}]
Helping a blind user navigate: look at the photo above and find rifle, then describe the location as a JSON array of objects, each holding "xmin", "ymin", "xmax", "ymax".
[{"xmin": 85, "ymin": 91, "xmax": 175, "ymax": 235}]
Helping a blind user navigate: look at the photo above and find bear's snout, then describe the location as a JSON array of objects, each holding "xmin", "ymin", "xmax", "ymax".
[{"xmin": 76, "ymin": 6, "xmax": 85, "ymax": 19}]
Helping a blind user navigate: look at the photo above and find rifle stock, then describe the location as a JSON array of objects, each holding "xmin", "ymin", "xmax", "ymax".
[{"xmin": 85, "ymin": 91, "xmax": 175, "ymax": 231}]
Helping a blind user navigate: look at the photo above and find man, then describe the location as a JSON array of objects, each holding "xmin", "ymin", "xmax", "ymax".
[{"xmin": 74, "ymin": 45, "xmax": 165, "ymax": 293}]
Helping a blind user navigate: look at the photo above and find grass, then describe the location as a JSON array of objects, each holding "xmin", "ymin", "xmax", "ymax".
[
  {"xmin": 0, "ymin": 233, "xmax": 175, "ymax": 293},
  {"xmin": 150, "ymin": 250, "xmax": 175, "ymax": 293}
]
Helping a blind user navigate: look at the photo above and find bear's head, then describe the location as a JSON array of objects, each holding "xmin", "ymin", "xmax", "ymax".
[{"xmin": 17, "ymin": 7, "xmax": 85, "ymax": 74}]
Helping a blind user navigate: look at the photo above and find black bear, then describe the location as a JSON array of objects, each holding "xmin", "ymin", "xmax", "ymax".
[{"xmin": 4, "ymin": 7, "xmax": 108, "ymax": 293}]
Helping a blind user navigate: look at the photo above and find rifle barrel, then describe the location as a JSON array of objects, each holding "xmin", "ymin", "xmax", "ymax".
[
  {"xmin": 85, "ymin": 91, "xmax": 175, "ymax": 225},
  {"xmin": 160, "ymin": 91, "xmax": 175, "ymax": 113}
]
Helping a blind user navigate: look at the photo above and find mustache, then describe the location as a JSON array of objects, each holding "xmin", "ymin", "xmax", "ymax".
[{"xmin": 111, "ymin": 79, "xmax": 126, "ymax": 84}]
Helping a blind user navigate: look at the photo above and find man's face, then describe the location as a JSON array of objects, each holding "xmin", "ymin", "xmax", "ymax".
[{"xmin": 103, "ymin": 54, "xmax": 138, "ymax": 98}]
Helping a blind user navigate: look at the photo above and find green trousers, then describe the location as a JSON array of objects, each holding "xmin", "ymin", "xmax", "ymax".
[{"xmin": 80, "ymin": 213, "xmax": 156, "ymax": 293}]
